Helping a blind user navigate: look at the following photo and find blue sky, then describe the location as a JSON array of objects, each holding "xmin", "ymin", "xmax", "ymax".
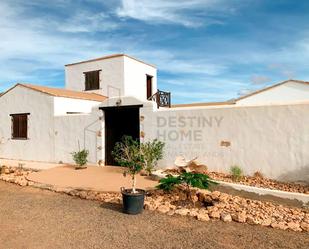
[{"xmin": 1, "ymin": 0, "xmax": 309, "ymax": 104}]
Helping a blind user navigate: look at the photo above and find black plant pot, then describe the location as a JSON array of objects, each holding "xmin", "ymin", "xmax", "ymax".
[{"xmin": 121, "ymin": 188, "xmax": 145, "ymax": 215}]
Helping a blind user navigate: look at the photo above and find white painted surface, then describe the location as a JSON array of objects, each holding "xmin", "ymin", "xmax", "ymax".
[
  {"xmin": 0, "ymin": 86, "xmax": 55, "ymax": 162},
  {"xmin": 65, "ymin": 55, "xmax": 157, "ymax": 101},
  {"xmin": 141, "ymin": 102, "xmax": 309, "ymax": 183},
  {"xmin": 54, "ymin": 97, "xmax": 100, "ymax": 115},
  {"xmin": 236, "ymin": 81, "xmax": 309, "ymax": 105},
  {"xmin": 54, "ymin": 110, "xmax": 103, "ymax": 164},
  {"xmin": 0, "ymin": 85, "xmax": 103, "ymax": 165},
  {"xmin": 123, "ymin": 56, "xmax": 157, "ymax": 100},
  {"xmin": 216, "ymin": 180, "xmax": 309, "ymax": 204},
  {"xmin": 65, "ymin": 56, "xmax": 124, "ymax": 96}
]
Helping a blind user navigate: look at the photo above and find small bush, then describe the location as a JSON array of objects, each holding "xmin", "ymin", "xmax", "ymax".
[
  {"xmin": 72, "ymin": 149, "xmax": 89, "ymax": 167},
  {"xmin": 141, "ymin": 139, "xmax": 165, "ymax": 175},
  {"xmin": 230, "ymin": 165, "xmax": 243, "ymax": 181},
  {"xmin": 157, "ymin": 172, "xmax": 217, "ymax": 200}
]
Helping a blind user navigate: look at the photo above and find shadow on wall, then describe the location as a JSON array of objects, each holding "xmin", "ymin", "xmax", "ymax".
[{"xmin": 277, "ymin": 165, "xmax": 309, "ymax": 184}]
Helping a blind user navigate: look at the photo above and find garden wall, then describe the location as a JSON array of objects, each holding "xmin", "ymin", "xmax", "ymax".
[
  {"xmin": 54, "ymin": 109, "xmax": 103, "ymax": 164},
  {"xmin": 141, "ymin": 102, "xmax": 309, "ymax": 183}
]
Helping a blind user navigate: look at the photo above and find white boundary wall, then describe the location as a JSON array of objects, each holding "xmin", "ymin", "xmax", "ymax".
[
  {"xmin": 141, "ymin": 102, "xmax": 309, "ymax": 183},
  {"xmin": 54, "ymin": 110, "xmax": 103, "ymax": 164}
]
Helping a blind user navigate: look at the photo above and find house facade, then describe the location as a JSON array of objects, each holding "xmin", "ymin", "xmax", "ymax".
[{"xmin": 0, "ymin": 54, "xmax": 309, "ymax": 183}]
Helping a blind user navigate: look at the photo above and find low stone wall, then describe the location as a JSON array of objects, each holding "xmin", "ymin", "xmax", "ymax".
[{"xmin": 0, "ymin": 166, "xmax": 308, "ymax": 233}]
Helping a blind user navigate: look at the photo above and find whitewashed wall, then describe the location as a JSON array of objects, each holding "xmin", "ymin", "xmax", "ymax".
[
  {"xmin": 54, "ymin": 109, "xmax": 103, "ymax": 164},
  {"xmin": 65, "ymin": 56, "xmax": 125, "ymax": 97},
  {"xmin": 0, "ymin": 86, "xmax": 55, "ymax": 162},
  {"xmin": 65, "ymin": 55, "xmax": 157, "ymax": 101},
  {"xmin": 123, "ymin": 56, "xmax": 157, "ymax": 100},
  {"xmin": 141, "ymin": 102, "xmax": 309, "ymax": 183},
  {"xmin": 54, "ymin": 97, "xmax": 101, "ymax": 115},
  {"xmin": 236, "ymin": 81, "xmax": 309, "ymax": 105}
]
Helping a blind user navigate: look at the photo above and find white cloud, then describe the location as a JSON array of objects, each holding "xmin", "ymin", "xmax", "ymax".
[
  {"xmin": 57, "ymin": 12, "xmax": 119, "ymax": 33},
  {"xmin": 116, "ymin": 0, "xmax": 235, "ymax": 27},
  {"xmin": 0, "ymin": 1, "xmax": 121, "ymax": 86}
]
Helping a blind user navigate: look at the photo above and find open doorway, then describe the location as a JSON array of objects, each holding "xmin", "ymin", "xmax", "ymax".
[{"xmin": 101, "ymin": 105, "xmax": 141, "ymax": 165}]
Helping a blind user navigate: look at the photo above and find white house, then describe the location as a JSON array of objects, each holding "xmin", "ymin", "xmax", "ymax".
[
  {"xmin": 234, "ymin": 80, "xmax": 309, "ymax": 105},
  {"xmin": 0, "ymin": 54, "xmax": 309, "ymax": 183}
]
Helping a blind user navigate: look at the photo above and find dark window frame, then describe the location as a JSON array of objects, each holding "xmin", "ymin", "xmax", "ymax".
[
  {"xmin": 10, "ymin": 113, "xmax": 30, "ymax": 140},
  {"xmin": 146, "ymin": 74, "xmax": 153, "ymax": 99},
  {"xmin": 83, "ymin": 70, "xmax": 101, "ymax": 91}
]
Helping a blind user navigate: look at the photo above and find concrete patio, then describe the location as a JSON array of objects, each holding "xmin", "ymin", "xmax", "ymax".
[{"xmin": 27, "ymin": 165, "xmax": 158, "ymax": 192}]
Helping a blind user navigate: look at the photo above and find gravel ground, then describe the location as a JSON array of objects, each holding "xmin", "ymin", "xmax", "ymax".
[{"xmin": 0, "ymin": 181, "xmax": 308, "ymax": 249}]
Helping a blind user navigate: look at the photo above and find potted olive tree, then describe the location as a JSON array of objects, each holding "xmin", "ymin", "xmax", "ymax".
[{"xmin": 112, "ymin": 136, "xmax": 145, "ymax": 215}]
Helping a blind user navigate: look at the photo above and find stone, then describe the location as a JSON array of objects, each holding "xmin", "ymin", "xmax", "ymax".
[
  {"xmin": 219, "ymin": 193, "xmax": 230, "ymax": 203},
  {"xmin": 246, "ymin": 216, "xmax": 260, "ymax": 225},
  {"xmin": 188, "ymin": 209, "xmax": 199, "ymax": 217},
  {"xmin": 157, "ymin": 205, "xmax": 170, "ymax": 214},
  {"xmin": 209, "ymin": 210, "xmax": 221, "ymax": 219},
  {"xmin": 19, "ymin": 180, "xmax": 28, "ymax": 187},
  {"xmin": 300, "ymin": 222, "xmax": 309, "ymax": 232},
  {"xmin": 167, "ymin": 210, "xmax": 175, "ymax": 216},
  {"xmin": 221, "ymin": 213, "xmax": 232, "ymax": 222},
  {"xmin": 78, "ymin": 191, "xmax": 88, "ymax": 199},
  {"xmin": 197, "ymin": 213, "xmax": 210, "ymax": 222},
  {"xmin": 178, "ymin": 191, "xmax": 187, "ymax": 201},
  {"xmin": 232, "ymin": 212, "xmax": 247, "ymax": 223},
  {"xmin": 271, "ymin": 222, "xmax": 288, "ymax": 230},
  {"xmin": 187, "ymin": 161, "xmax": 208, "ymax": 174},
  {"xmin": 261, "ymin": 218, "xmax": 272, "ymax": 227},
  {"xmin": 175, "ymin": 208, "xmax": 189, "ymax": 216},
  {"xmin": 287, "ymin": 222, "xmax": 302, "ymax": 232},
  {"xmin": 210, "ymin": 191, "xmax": 221, "ymax": 200}
]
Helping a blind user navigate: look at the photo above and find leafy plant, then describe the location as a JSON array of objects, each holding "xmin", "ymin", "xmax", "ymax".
[
  {"xmin": 157, "ymin": 172, "xmax": 217, "ymax": 200},
  {"xmin": 112, "ymin": 136, "xmax": 144, "ymax": 193},
  {"xmin": 230, "ymin": 165, "xmax": 243, "ymax": 181},
  {"xmin": 72, "ymin": 149, "xmax": 89, "ymax": 168},
  {"xmin": 141, "ymin": 139, "xmax": 165, "ymax": 175}
]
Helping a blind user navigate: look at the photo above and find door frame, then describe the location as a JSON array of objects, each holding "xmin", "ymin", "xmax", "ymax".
[{"xmin": 99, "ymin": 105, "xmax": 143, "ymax": 165}]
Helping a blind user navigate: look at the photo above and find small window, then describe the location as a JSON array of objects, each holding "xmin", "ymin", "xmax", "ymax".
[
  {"xmin": 146, "ymin": 75, "xmax": 153, "ymax": 99},
  {"xmin": 84, "ymin": 70, "xmax": 101, "ymax": 91},
  {"xmin": 10, "ymin": 113, "xmax": 29, "ymax": 139}
]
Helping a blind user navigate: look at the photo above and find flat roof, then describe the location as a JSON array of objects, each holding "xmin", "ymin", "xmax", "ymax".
[
  {"xmin": 172, "ymin": 101, "xmax": 235, "ymax": 108},
  {"xmin": 65, "ymin": 53, "xmax": 156, "ymax": 68}
]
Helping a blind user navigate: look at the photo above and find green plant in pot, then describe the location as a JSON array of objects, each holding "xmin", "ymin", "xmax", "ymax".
[
  {"xmin": 72, "ymin": 149, "xmax": 89, "ymax": 170},
  {"xmin": 112, "ymin": 136, "xmax": 145, "ymax": 215}
]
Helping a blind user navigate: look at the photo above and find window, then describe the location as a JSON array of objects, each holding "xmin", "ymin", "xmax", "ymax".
[
  {"xmin": 146, "ymin": 75, "xmax": 153, "ymax": 99},
  {"xmin": 84, "ymin": 70, "xmax": 101, "ymax": 91},
  {"xmin": 10, "ymin": 113, "xmax": 29, "ymax": 139}
]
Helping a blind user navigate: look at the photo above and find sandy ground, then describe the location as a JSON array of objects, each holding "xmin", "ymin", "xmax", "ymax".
[
  {"xmin": 0, "ymin": 181, "xmax": 308, "ymax": 249},
  {"xmin": 27, "ymin": 165, "xmax": 158, "ymax": 192}
]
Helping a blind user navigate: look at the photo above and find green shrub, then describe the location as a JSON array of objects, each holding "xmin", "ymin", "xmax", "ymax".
[
  {"xmin": 157, "ymin": 172, "xmax": 217, "ymax": 200},
  {"xmin": 141, "ymin": 139, "xmax": 165, "ymax": 175},
  {"xmin": 72, "ymin": 149, "xmax": 89, "ymax": 167},
  {"xmin": 112, "ymin": 136, "xmax": 144, "ymax": 193},
  {"xmin": 230, "ymin": 165, "xmax": 243, "ymax": 181}
]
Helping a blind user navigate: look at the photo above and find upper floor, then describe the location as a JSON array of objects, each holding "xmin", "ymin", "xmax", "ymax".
[{"xmin": 65, "ymin": 54, "xmax": 158, "ymax": 101}]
